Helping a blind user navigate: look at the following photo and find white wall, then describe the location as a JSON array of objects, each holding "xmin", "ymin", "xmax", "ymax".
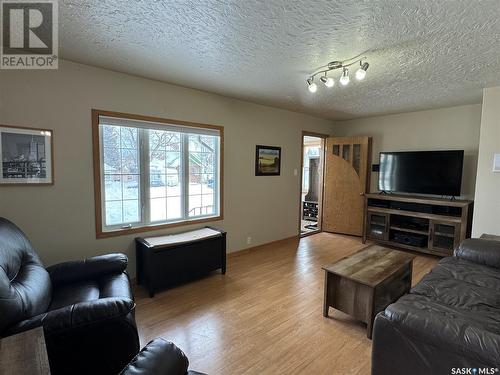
[
  {"xmin": 334, "ymin": 104, "xmax": 482, "ymax": 199},
  {"xmin": 0, "ymin": 60, "xmax": 334, "ymax": 275},
  {"xmin": 472, "ymin": 86, "xmax": 500, "ymax": 237}
]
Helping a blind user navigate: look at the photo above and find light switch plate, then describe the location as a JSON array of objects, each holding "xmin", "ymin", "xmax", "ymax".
[{"xmin": 494, "ymin": 154, "xmax": 500, "ymax": 173}]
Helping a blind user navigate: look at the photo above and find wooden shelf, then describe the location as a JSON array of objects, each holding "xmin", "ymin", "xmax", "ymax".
[
  {"xmin": 365, "ymin": 193, "xmax": 472, "ymax": 208},
  {"xmin": 390, "ymin": 226, "xmax": 429, "ymax": 236},
  {"xmin": 363, "ymin": 194, "xmax": 473, "ymax": 258},
  {"xmin": 367, "ymin": 207, "xmax": 462, "ymax": 223}
]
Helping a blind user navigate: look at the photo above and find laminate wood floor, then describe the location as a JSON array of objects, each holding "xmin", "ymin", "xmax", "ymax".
[{"xmin": 134, "ymin": 233, "xmax": 438, "ymax": 375}]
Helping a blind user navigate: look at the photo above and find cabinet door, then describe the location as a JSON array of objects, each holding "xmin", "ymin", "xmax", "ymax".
[
  {"xmin": 429, "ymin": 220, "xmax": 460, "ymax": 254},
  {"xmin": 366, "ymin": 212, "xmax": 389, "ymax": 241}
]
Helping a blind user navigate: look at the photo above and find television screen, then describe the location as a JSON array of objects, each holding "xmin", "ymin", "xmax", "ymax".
[{"xmin": 378, "ymin": 150, "xmax": 464, "ymax": 196}]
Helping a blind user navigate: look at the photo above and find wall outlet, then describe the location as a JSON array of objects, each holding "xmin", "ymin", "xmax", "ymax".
[
  {"xmin": 246, "ymin": 236, "xmax": 252, "ymax": 245},
  {"xmin": 293, "ymin": 168, "xmax": 298, "ymax": 176}
]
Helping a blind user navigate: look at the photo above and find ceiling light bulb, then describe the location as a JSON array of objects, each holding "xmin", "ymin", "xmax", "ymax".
[
  {"xmin": 355, "ymin": 62, "xmax": 369, "ymax": 80},
  {"xmin": 340, "ymin": 68, "xmax": 350, "ymax": 86},
  {"xmin": 307, "ymin": 78, "xmax": 317, "ymax": 93},
  {"xmin": 320, "ymin": 76, "xmax": 334, "ymax": 88}
]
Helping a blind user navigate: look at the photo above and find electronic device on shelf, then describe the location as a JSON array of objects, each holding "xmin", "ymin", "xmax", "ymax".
[{"xmin": 378, "ymin": 150, "xmax": 464, "ymax": 197}]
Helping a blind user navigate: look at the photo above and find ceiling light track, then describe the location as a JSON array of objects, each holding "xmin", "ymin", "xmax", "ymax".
[{"xmin": 306, "ymin": 56, "xmax": 369, "ymax": 93}]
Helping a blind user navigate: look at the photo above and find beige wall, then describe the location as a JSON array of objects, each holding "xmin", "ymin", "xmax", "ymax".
[
  {"xmin": 0, "ymin": 60, "xmax": 334, "ymax": 275},
  {"xmin": 334, "ymin": 104, "xmax": 482, "ymax": 199},
  {"xmin": 472, "ymin": 86, "xmax": 500, "ymax": 237}
]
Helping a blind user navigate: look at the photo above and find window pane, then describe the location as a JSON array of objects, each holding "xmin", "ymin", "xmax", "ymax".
[
  {"xmin": 167, "ymin": 196, "xmax": 181, "ymax": 219},
  {"xmin": 166, "ymin": 175, "xmax": 180, "ymax": 196},
  {"xmin": 166, "ymin": 151, "xmax": 181, "ymax": 169},
  {"xmin": 333, "ymin": 144, "xmax": 340, "ymax": 156},
  {"xmin": 342, "ymin": 144, "xmax": 351, "ymax": 161},
  {"xmin": 103, "ymin": 125, "xmax": 120, "ymax": 148},
  {"xmin": 105, "ymin": 200, "xmax": 122, "ymax": 225},
  {"xmin": 104, "ymin": 148, "xmax": 121, "ymax": 173},
  {"xmin": 123, "ymin": 200, "xmax": 140, "ymax": 222},
  {"xmin": 123, "ymin": 175, "xmax": 139, "ymax": 200},
  {"xmin": 150, "ymin": 151, "xmax": 166, "ymax": 174},
  {"xmin": 188, "ymin": 195, "xmax": 202, "ymax": 217},
  {"xmin": 149, "ymin": 130, "xmax": 165, "ymax": 151},
  {"xmin": 202, "ymin": 194, "xmax": 214, "ymax": 215},
  {"xmin": 150, "ymin": 174, "xmax": 166, "ymax": 198},
  {"xmin": 150, "ymin": 197, "xmax": 166, "ymax": 222},
  {"xmin": 202, "ymin": 174, "xmax": 214, "ymax": 194},
  {"xmin": 188, "ymin": 134, "xmax": 217, "ymax": 218},
  {"xmin": 122, "ymin": 149, "xmax": 139, "ymax": 173},
  {"xmin": 120, "ymin": 127, "xmax": 138, "ymax": 149},
  {"xmin": 101, "ymin": 124, "xmax": 142, "ymax": 227},
  {"xmin": 353, "ymin": 144, "xmax": 361, "ymax": 175},
  {"xmin": 189, "ymin": 174, "xmax": 202, "ymax": 194},
  {"xmin": 104, "ymin": 175, "xmax": 122, "ymax": 201}
]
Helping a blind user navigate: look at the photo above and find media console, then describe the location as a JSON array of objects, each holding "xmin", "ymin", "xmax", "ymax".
[{"xmin": 363, "ymin": 193, "xmax": 473, "ymax": 257}]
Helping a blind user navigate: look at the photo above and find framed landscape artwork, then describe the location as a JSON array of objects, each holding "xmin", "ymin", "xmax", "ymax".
[
  {"xmin": 0, "ymin": 125, "xmax": 54, "ymax": 185},
  {"xmin": 255, "ymin": 145, "xmax": 281, "ymax": 176}
]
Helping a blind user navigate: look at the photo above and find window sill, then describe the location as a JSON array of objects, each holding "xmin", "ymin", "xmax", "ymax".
[{"xmin": 96, "ymin": 215, "xmax": 223, "ymax": 239}]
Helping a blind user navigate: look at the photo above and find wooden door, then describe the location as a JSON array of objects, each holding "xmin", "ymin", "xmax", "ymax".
[{"xmin": 323, "ymin": 136, "xmax": 371, "ymax": 236}]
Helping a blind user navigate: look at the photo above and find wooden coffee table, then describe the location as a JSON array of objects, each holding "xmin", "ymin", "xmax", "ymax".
[{"xmin": 322, "ymin": 245, "xmax": 415, "ymax": 339}]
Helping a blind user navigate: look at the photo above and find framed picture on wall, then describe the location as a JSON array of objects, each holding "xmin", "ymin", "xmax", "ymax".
[
  {"xmin": 255, "ymin": 145, "xmax": 281, "ymax": 176},
  {"xmin": 0, "ymin": 125, "xmax": 54, "ymax": 185}
]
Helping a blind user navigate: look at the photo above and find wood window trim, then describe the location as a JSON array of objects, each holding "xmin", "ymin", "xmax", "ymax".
[{"xmin": 92, "ymin": 109, "xmax": 224, "ymax": 239}]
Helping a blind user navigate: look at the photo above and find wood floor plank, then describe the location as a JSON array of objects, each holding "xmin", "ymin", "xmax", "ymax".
[{"xmin": 134, "ymin": 233, "xmax": 438, "ymax": 374}]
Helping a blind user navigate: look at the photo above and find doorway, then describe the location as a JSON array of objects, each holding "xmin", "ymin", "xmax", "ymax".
[{"xmin": 300, "ymin": 132, "xmax": 327, "ymax": 237}]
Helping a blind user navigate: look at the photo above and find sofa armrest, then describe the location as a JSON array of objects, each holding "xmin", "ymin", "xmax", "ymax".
[
  {"xmin": 120, "ymin": 338, "xmax": 190, "ymax": 375},
  {"xmin": 47, "ymin": 253, "xmax": 128, "ymax": 285},
  {"xmin": 454, "ymin": 238, "xmax": 500, "ymax": 269},
  {"xmin": 5, "ymin": 297, "xmax": 135, "ymax": 335}
]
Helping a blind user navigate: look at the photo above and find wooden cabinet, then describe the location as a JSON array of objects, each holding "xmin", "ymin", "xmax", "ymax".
[
  {"xmin": 363, "ymin": 194, "xmax": 473, "ymax": 257},
  {"xmin": 366, "ymin": 212, "xmax": 389, "ymax": 241}
]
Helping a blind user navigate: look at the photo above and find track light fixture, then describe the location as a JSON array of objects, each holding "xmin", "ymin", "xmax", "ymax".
[
  {"xmin": 320, "ymin": 74, "xmax": 334, "ymax": 88},
  {"xmin": 306, "ymin": 56, "xmax": 369, "ymax": 92},
  {"xmin": 339, "ymin": 68, "xmax": 350, "ymax": 86},
  {"xmin": 356, "ymin": 61, "xmax": 369, "ymax": 80},
  {"xmin": 306, "ymin": 78, "xmax": 317, "ymax": 93}
]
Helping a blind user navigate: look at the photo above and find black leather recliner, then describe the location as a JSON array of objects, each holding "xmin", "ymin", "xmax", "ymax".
[
  {"xmin": 0, "ymin": 217, "xmax": 140, "ymax": 374},
  {"xmin": 120, "ymin": 338, "xmax": 206, "ymax": 375},
  {"xmin": 372, "ymin": 238, "xmax": 500, "ymax": 375}
]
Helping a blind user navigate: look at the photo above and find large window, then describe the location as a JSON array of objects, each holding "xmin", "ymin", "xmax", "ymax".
[{"xmin": 92, "ymin": 110, "xmax": 223, "ymax": 237}]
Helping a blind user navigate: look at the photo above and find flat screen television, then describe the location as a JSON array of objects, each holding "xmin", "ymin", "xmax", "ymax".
[{"xmin": 378, "ymin": 150, "xmax": 464, "ymax": 196}]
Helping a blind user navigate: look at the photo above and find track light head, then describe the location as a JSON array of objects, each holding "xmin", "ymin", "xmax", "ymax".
[
  {"xmin": 355, "ymin": 62, "xmax": 369, "ymax": 80},
  {"xmin": 320, "ymin": 75, "xmax": 334, "ymax": 88},
  {"xmin": 306, "ymin": 78, "xmax": 317, "ymax": 93},
  {"xmin": 339, "ymin": 68, "xmax": 350, "ymax": 86}
]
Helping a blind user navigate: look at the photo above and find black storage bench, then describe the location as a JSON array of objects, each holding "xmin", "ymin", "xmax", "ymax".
[{"xmin": 136, "ymin": 226, "xmax": 226, "ymax": 297}]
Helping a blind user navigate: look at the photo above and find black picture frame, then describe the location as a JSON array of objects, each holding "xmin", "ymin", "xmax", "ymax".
[
  {"xmin": 0, "ymin": 124, "xmax": 54, "ymax": 185},
  {"xmin": 255, "ymin": 145, "xmax": 281, "ymax": 176}
]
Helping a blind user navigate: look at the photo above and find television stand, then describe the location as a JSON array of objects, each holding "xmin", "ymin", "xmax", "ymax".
[{"xmin": 363, "ymin": 193, "xmax": 473, "ymax": 257}]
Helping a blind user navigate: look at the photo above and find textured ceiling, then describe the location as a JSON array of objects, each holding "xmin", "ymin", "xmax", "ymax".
[{"xmin": 59, "ymin": 1, "xmax": 500, "ymax": 120}]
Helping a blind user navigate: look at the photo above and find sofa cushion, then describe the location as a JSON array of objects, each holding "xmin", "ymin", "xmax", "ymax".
[
  {"xmin": 0, "ymin": 218, "xmax": 51, "ymax": 333},
  {"xmin": 383, "ymin": 257, "xmax": 500, "ymax": 365}
]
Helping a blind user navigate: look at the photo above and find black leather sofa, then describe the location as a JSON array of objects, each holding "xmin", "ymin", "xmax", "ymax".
[
  {"xmin": 372, "ymin": 238, "xmax": 500, "ymax": 375},
  {"xmin": 120, "ymin": 338, "xmax": 205, "ymax": 375}
]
